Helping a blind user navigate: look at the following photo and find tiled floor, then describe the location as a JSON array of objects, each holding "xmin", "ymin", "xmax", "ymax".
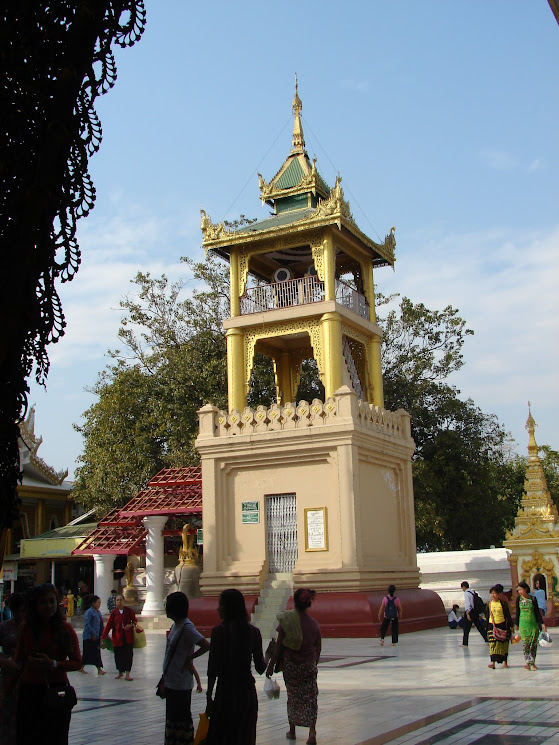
[{"xmin": 67, "ymin": 626, "xmax": 559, "ymax": 745}]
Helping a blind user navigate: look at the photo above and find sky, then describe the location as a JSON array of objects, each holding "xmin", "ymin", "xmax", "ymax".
[{"xmin": 28, "ymin": 1, "xmax": 558, "ymax": 479}]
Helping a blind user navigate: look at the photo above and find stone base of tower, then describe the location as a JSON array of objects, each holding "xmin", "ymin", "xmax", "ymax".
[
  {"xmin": 187, "ymin": 589, "xmax": 446, "ymax": 638},
  {"xmin": 196, "ymin": 386, "xmax": 423, "ymax": 615}
]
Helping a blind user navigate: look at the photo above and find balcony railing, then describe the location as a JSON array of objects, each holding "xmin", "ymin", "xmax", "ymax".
[{"xmin": 240, "ymin": 276, "xmax": 368, "ymax": 320}]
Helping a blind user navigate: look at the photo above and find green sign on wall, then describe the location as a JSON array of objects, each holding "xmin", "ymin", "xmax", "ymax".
[{"xmin": 241, "ymin": 501, "xmax": 260, "ymax": 524}]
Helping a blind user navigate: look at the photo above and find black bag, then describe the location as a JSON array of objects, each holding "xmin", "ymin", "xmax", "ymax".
[
  {"xmin": 155, "ymin": 675, "xmax": 166, "ymax": 699},
  {"xmin": 469, "ymin": 590, "xmax": 485, "ymax": 616},
  {"xmin": 385, "ymin": 596, "xmax": 398, "ymax": 619},
  {"xmin": 44, "ymin": 684, "xmax": 77, "ymax": 714}
]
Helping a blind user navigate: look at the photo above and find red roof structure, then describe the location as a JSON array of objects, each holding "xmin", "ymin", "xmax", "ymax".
[{"xmin": 72, "ymin": 466, "xmax": 203, "ymax": 556}]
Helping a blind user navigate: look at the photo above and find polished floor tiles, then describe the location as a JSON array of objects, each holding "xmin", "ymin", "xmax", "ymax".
[{"xmin": 67, "ymin": 626, "xmax": 559, "ymax": 745}]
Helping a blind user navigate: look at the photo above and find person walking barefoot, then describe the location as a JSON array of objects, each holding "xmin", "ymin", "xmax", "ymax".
[{"xmin": 79, "ymin": 595, "xmax": 106, "ymax": 675}]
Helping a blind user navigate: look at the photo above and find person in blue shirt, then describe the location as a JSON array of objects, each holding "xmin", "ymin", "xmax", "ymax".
[
  {"xmin": 533, "ymin": 579, "xmax": 547, "ymax": 618},
  {"xmin": 79, "ymin": 595, "xmax": 106, "ymax": 675}
]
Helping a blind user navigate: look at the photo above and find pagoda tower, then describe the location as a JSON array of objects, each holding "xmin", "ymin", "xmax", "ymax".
[
  {"xmin": 505, "ymin": 406, "xmax": 559, "ymax": 623},
  {"xmin": 194, "ymin": 82, "xmax": 444, "ymax": 635}
]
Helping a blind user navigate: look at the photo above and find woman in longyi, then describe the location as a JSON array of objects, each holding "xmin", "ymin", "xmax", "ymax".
[
  {"xmin": 267, "ymin": 589, "xmax": 322, "ymax": 745},
  {"xmin": 485, "ymin": 583, "xmax": 513, "ymax": 669}
]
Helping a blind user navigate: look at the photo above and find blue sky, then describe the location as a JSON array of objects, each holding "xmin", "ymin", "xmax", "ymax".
[{"xmin": 28, "ymin": 1, "xmax": 558, "ymax": 477}]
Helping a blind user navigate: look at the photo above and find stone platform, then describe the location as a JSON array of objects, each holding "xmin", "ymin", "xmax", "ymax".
[{"xmin": 67, "ymin": 625, "xmax": 559, "ymax": 745}]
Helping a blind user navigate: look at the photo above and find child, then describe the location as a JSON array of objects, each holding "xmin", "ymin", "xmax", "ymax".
[
  {"xmin": 187, "ymin": 661, "xmax": 203, "ymax": 693},
  {"xmin": 76, "ymin": 594, "xmax": 83, "ymax": 616}
]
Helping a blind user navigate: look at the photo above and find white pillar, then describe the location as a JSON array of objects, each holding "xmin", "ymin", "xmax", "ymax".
[
  {"xmin": 142, "ymin": 516, "xmax": 167, "ymax": 616},
  {"xmin": 94, "ymin": 554, "xmax": 115, "ymax": 612},
  {"xmin": 51, "ymin": 560, "xmax": 56, "ymax": 585}
]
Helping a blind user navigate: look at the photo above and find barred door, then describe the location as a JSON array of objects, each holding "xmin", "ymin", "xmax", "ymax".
[{"xmin": 265, "ymin": 494, "xmax": 297, "ymax": 573}]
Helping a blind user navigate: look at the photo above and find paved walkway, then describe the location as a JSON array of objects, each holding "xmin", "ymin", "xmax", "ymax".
[{"xmin": 68, "ymin": 626, "xmax": 558, "ymax": 745}]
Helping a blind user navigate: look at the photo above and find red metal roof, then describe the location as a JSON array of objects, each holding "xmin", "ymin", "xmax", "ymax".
[
  {"xmin": 72, "ymin": 523, "xmax": 146, "ymax": 555},
  {"xmin": 72, "ymin": 465, "xmax": 203, "ymax": 556}
]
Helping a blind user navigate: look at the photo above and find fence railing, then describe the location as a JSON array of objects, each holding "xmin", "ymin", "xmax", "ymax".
[{"xmin": 240, "ymin": 276, "xmax": 368, "ymax": 319}]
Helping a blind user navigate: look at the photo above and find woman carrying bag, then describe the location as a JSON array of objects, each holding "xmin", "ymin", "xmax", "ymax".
[
  {"xmin": 101, "ymin": 594, "xmax": 142, "ymax": 680},
  {"xmin": 486, "ymin": 584, "xmax": 513, "ymax": 669}
]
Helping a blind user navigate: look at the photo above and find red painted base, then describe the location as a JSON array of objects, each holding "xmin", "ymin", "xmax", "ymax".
[
  {"xmin": 188, "ymin": 595, "xmax": 259, "ymax": 637},
  {"xmin": 189, "ymin": 589, "xmax": 446, "ymax": 638}
]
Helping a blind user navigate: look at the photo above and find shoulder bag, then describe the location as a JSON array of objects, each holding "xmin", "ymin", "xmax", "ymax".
[{"xmin": 490, "ymin": 605, "xmax": 508, "ymax": 641}]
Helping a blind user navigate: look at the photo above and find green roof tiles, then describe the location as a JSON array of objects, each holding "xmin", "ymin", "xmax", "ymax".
[
  {"xmin": 241, "ymin": 208, "xmax": 315, "ymax": 233},
  {"xmin": 274, "ymin": 158, "xmax": 305, "ymax": 190}
]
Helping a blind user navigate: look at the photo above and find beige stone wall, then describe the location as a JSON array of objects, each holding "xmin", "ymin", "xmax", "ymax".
[{"xmin": 196, "ymin": 387, "xmax": 420, "ymax": 596}]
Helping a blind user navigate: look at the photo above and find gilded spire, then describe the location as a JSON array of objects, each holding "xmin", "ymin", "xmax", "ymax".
[
  {"xmin": 526, "ymin": 401, "xmax": 538, "ymax": 458},
  {"xmin": 291, "ymin": 73, "xmax": 305, "ymax": 153}
]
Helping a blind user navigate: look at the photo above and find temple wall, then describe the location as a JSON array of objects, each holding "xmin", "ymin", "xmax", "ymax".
[{"xmin": 417, "ymin": 547, "xmax": 512, "ymax": 610}]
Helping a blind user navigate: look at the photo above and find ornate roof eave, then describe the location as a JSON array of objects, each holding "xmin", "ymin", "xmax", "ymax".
[
  {"xmin": 202, "ymin": 210, "xmax": 395, "ymax": 268},
  {"xmin": 201, "ymin": 181, "xmax": 396, "ymax": 267},
  {"xmin": 18, "ymin": 406, "xmax": 69, "ymax": 486}
]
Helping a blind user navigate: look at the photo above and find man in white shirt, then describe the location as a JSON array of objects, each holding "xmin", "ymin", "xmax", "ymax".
[
  {"xmin": 460, "ymin": 581, "xmax": 488, "ymax": 647},
  {"xmin": 162, "ymin": 592, "xmax": 210, "ymax": 745}
]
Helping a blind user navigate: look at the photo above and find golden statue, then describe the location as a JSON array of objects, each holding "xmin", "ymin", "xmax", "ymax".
[
  {"xmin": 179, "ymin": 523, "xmax": 198, "ymax": 565},
  {"xmin": 125, "ymin": 560, "xmax": 135, "ymax": 588}
]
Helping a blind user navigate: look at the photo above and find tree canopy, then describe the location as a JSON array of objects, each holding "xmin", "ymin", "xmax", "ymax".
[{"xmin": 73, "ymin": 255, "xmax": 552, "ymax": 551}]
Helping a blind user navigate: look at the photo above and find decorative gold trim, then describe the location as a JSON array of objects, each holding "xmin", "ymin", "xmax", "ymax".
[
  {"xmin": 304, "ymin": 507, "xmax": 328, "ymax": 552},
  {"xmin": 245, "ymin": 319, "xmax": 324, "ymax": 391}
]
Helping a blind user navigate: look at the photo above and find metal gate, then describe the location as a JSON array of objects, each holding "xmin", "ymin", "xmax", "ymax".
[{"xmin": 265, "ymin": 493, "xmax": 297, "ymax": 573}]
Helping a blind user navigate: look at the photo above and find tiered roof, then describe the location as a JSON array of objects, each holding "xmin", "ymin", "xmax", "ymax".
[{"xmin": 72, "ymin": 466, "xmax": 202, "ymax": 555}]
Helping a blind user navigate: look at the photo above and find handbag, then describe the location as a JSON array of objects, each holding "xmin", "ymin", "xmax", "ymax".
[
  {"xmin": 44, "ymin": 684, "xmax": 78, "ymax": 714},
  {"xmin": 490, "ymin": 606, "xmax": 508, "ymax": 641},
  {"xmin": 133, "ymin": 627, "xmax": 146, "ymax": 649},
  {"xmin": 193, "ymin": 712, "xmax": 210, "ymax": 745},
  {"xmin": 155, "ymin": 624, "xmax": 186, "ymax": 699},
  {"xmin": 155, "ymin": 675, "xmax": 166, "ymax": 699}
]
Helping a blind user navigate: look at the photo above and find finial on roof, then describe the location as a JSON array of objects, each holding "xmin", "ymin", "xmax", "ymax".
[
  {"xmin": 526, "ymin": 401, "xmax": 538, "ymax": 455},
  {"xmin": 291, "ymin": 73, "xmax": 305, "ymax": 153}
]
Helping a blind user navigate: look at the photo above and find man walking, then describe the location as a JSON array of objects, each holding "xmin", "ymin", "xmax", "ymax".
[{"xmin": 460, "ymin": 581, "xmax": 487, "ymax": 646}]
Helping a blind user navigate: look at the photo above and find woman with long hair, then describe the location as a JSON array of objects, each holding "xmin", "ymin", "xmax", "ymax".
[
  {"xmin": 515, "ymin": 580, "xmax": 546, "ymax": 670},
  {"xmin": 206, "ymin": 588, "xmax": 266, "ymax": 745},
  {"xmin": 14, "ymin": 583, "xmax": 81, "ymax": 745},
  {"xmin": 79, "ymin": 595, "xmax": 106, "ymax": 675},
  {"xmin": 486, "ymin": 584, "xmax": 513, "ymax": 669},
  {"xmin": 267, "ymin": 589, "xmax": 322, "ymax": 745},
  {"xmin": 0, "ymin": 593, "xmax": 26, "ymax": 745}
]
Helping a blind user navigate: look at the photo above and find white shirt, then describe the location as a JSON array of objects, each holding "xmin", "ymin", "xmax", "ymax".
[
  {"xmin": 463, "ymin": 590, "xmax": 475, "ymax": 613},
  {"xmin": 448, "ymin": 610, "xmax": 460, "ymax": 623},
  {"xmin": 162, "ymin": 618, "xmax": 205, "ymax": 691}
]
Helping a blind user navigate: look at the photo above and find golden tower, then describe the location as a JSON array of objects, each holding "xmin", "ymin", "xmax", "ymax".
[
  {"xmin": 505, "ymin": 405, "xmax": 559, "ymax": 621},
  {"xmin": 200, "ymin": 79, "xmax": 396, "ymax": 411},
  {"xmin": 195, "ymin": 83, "xmax": 442, "ymax": 635}
]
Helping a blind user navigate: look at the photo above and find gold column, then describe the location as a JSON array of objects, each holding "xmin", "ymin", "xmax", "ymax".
[
  {"xmin": 323, "ymin": 234, "xmax": 336, "ymax": 302},
  {"xmin": 229, "ymin": 250, "xmax": 241, "ymax": 317},
  {"xmin": 226, "ymin": 328, "xmax": 246, "ymax": 411},
  {"xmin": 275, "ymin": 351, "xmax": 293, "ymax": 404},
  {"xmin": 364, "ymin": 262, "xmax": 384, "ymax": 408},
  {"xmin": 321, "ymin": 312, "xmax": 343, "ymax": 398}
]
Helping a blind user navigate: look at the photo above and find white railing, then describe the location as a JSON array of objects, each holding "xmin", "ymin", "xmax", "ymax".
[
  {"xmin": 335, "ymin": 280, "xmax": 369, "ymax": 319},
  {"xmin": 240, "ymin": 275, "xmax": 368, "ymax": 319},
  {"xmin": 241, "ymin": 275, "xmax": 324, "ymax": 314}
]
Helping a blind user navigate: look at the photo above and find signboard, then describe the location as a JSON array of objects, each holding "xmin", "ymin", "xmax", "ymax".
[
  {"xmin": 304, "ymin": 507, "xmax": 328, "ymax": 551},
  {"xmin": 196, "ymin": 529, "xmax": 203, "ymax": 546},
  {"xmin": 2, "ymin": 563, "xmax": 17, "ymax": 582},
  {"xmin": 241, "ymin": 501, "xmax": 260, "ymax": 524}
]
